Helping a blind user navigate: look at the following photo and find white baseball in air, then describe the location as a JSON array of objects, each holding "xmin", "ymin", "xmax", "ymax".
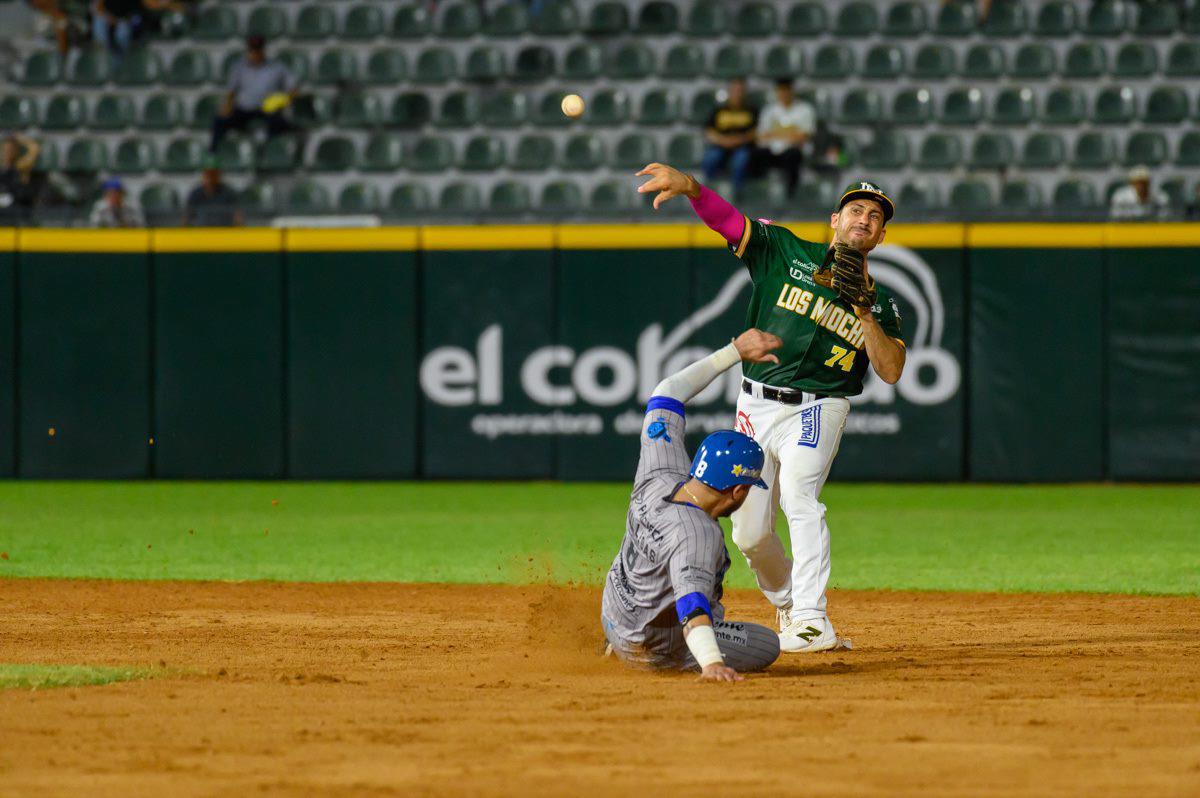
[{"xmin": 561, "ymin": 93, "xmax": 585, "ymax": 118}]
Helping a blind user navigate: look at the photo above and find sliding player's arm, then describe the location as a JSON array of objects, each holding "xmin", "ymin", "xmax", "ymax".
[{"xmin": 651, "ymin": 328, "xmax": 782, "ymax": 407}]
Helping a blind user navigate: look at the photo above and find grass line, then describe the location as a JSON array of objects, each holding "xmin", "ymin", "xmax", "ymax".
[{"xmin": 0, "ymin": 664, "xmax": 160, "ymax": 690}]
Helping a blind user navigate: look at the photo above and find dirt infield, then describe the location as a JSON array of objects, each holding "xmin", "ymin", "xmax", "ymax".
[{"xmin": 1, "ymin": 580, "xmax": 1198, "ymax": 797}]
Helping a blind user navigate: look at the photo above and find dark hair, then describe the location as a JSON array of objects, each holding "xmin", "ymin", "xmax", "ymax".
[
  {"xmin": 246, "ymin": 34, "xmax": 266, "ymax": 51},
  {"xmin": 775, "ymin": 79, "xmax": 794, "ymax": 90}
]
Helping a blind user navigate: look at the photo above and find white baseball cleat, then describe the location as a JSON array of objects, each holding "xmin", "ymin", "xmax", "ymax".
[{"xmin": 778, "ymin": 615, "xmax": 852, "ymax": 653}]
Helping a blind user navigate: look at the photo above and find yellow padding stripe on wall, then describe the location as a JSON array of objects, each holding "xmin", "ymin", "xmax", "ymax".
[
  {"xmin": 18, "ymin": 228, "xmax": 150, "ymax": 253},
  {"xmin": 286, "ymin": 227, "xmax": 419, "ymax": 252},
  {"xmin": 0, "ymin": 228, "xmax": 16, "ymax": 250},
  {"xmin": 557, "ymin": 224, "xmax": 689, "ymax": 249},
  {"xmin": 153, "ymin": 228, "xmax": 282, "ymax": 252},
  {"xmin": 967, "ymin": 224, "xmax": 1105, "ymax": 248},
  {"xmin": 421, "ymin": 225, "xmax": 554, "ymax": 250}
]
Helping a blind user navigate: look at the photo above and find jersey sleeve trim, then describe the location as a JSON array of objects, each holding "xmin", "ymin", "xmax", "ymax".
[
  {"xmin": 675, "ymin": 591, "xmax": 713, "ymax": 625},
  {"xmin": 646, "ymin": 396, "xmax": 686, "ymax": 418},
  {"xmin": 733, "ymin": 214, "xmax": 752, "ymax": 258},
  {"xmin": 891, "ymin": 337, "xmax": 906, "ymax": 349}
]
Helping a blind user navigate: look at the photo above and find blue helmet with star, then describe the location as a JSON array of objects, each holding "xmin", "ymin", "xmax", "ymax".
[{"xmin": 689, "ymin": 430, "xmax": 768, "ymax": 491}]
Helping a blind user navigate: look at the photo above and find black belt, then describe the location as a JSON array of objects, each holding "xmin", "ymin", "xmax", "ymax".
[{"xmin": 742, "ymin": 379, "xmax": 829, "ymax": 405}]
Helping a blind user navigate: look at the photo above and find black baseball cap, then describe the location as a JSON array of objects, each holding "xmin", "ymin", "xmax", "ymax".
[{"xmin": 836, "ymin": 180, "xmax": 895, "ymax": 223}]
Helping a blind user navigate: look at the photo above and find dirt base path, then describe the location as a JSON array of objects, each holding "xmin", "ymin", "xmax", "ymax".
[{"xmin": 1, "ymin": 580, "xmax": 1198, "ymax": 797}]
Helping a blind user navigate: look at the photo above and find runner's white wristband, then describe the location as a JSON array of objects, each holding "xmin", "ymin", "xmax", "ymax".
[
  {"xmin": 710, "ymin": 341, "xmax": 741, "ymax": 372},
  {"xmin": 685, "ymin": 623, "xmax": 724, "ymax": 668}
]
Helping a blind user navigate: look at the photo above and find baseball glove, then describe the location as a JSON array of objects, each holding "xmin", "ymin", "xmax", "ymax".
[{"xmin": 828, "ymin": 242, "xmax": 876, "ymax": 309}]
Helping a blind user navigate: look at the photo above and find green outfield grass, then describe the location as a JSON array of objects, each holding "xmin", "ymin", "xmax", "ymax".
[
  {"xmin": 0, "ymin": 482, "xmax": 1196, "ymax": 595},
  {"xmin": 0, "ymin": 664, "xmax": 158, "ymax": 690}
]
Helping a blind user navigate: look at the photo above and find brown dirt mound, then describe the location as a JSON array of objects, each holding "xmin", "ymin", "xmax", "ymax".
[{"xmin": 1, "ymin": 579, "xmax": 1198, "ymax": 797}]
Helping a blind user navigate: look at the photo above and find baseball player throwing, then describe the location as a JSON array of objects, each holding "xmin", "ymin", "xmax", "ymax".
[
  {"xmin": 602, "ymin": 328, "xmax": 784, "ymax": 681},
  {"xmin": 636, "ymin": 163, "xmax": 906, "ymax": 653}
]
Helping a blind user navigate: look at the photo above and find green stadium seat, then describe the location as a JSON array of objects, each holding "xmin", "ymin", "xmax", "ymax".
[
  {"xmin": 1188, "ymin": 4, "xmax": 1200, "ymax": 33},
  {"xmin": 241, "ymin": 183, "xmax": 278, "ymax": 216},
  {"xmin": 1145, "ymin": 87, "xmax": 1188, "ymax": 124},
  {"xmin": 970, "ymin": 133, "xmax": 1014, "ymax": 170},
  {"xmin": 390, "ymin": 93, "xmax": 433, "ymax": 129},
  {"xmin": 30, "ymin": 142, "xmax": 58, "ymax": 172},
  {"xmin": 638, "ymin": 90, "xmax": 681, "ymax": 127},
  {"xmin": 863, "ymin": 45, "xmax": 904, "ymax": 80},
  {"xmin": 666, "ymin": 134, "xmax": 703, "ymax": 169},
  {"xmin": 437, "ymin": 3, "xmax": 481, "ymax": 37},
  {"xmin": 1052, "ymin": 180, "xmax": 1099, "ymax": 212},
  {"xmin": 532, "ymin": 0, "xmax": 580, "ymax": 35},
  {"xmin": 42, "ymin": 94, "xmax": 85, "ymax": 130},
  {"xmin": 481, "ymin": 91, "xmax": 526, "ymax": 128},
  {"xmin": 1000, "ymin": 181, "xmax": 1042, "ymax": 215},
  {"xmin": 917, "ymin": 133, "xmax": 962, "ymax": 169},
  {"xmin": 562, "ymin": 133, "xmax": 605, "ymax": 170},
  {"xmin": 950, "ymin": 180, "xmax": 995, "ymax": 215},
  {"xmin": 1021, "ymin": 132, "xmax": 1066, "ymax": 169},
  {"xmin": 1063, "ymin": 43, "xmax": 1105, "ymax": 78},
  {"xmin": 513, "ymin": 134, "xmax": 555, "ymax": 171},
  {"xmin": 587, "ymin": 89, "xmax": 629, "ymax": 127},
  {"xmin": 539, "ymin": 181, "xmax": 584, "ymax": 216},
  {"xmin": 964, "ymin": 44, "xmax": 1004, "ymax": 79},
  {"xmin": 612, "ymin": 134, "xmax": 657, "ymax": 170},
  {"xmin": 1072, "ymin": 133, "xmax": 1116, "ymax": 170},
  {"xmin": 980, "ymin": 0, "xmax": 1026, "ymax": 36},
  {"xmin": 336, "ymin": 94, "xmax": 382, "ymax": 129},
  {"xmin": 1114, "ymin": 43, "xmax": 1158, "ymax": 78},
  {"xmin": 64, "ymin": 139, "xmax": 107, "ymax": 173},
  {"xmin": 67, "ymin": 49, "xmax": 111, "ymax": 86},
  {"xmin": 712, "ymin": 44, "xmax": 755, "ymax": 80},
  {"xmin": 860, "ymin": 132, "xmax": 909, "ymax": 170},
  {"xmin": 656, "ymin": 44, "xmax": 700, "ymax": 79},
  {"xmin": 287, "ymin": 181, "xmax": 332, "ymax": 215},
  {"xmin": 257, "ymin": 136, "xmax": 298, "ymax": 173},
  {"xmin": 366, "ymin": 49, "xmax": 407, "ymax": 84},
  {"xmin": 1094, "ymin": 86, "xmax": 1136, "ymax": 125},
  {"xmin": 362, "ymin": 133, "xmax": 404, "ymax": 172},
  {"xmin": 1084, "ymin": 1, "xmax": 1128, "ymax": 36},
  {"xmin": 810, "ymin": 45, "xmax": 854, "ymax": 80},
  {"xmin": 415, "ymin": 47, "xmax": 457, "ymax": 83},
  {"xmin": 0, "ymin": 96, "xmax": 35, "ymax": 128},
  {"xmin": 685, "ymin": 0, "xmax": 729, "ymax": 37},
  {"xmin": 1125, "ymin": 132, "xmax": 1168, "ymax": 168},
  {"xmin": 607, "ymin": 42, "xmax": 654, "ymax": 80},
  {"xmin": 564, "ymin": 43, "xmax": 603, "ymax": 80},
  {"xmin": 315, "ymin": 50, "xmax": 359, "ymax": 85},
  {"xmin": 214, "ymin": 137, "xmax": 254, "ymax": 173},
  {"xmin": 1011, "ymin": 43, "xmax": 1055, "ymax": 79},
  {"xmin": 488, "ymin": 182, "xmax": 531, "ymax": 215},
  {"xmin": 1136, "ymin": 2, "xmax": 1178, "ymax": 35},
  {"xmin": 511, "ymin": 45, "xmax": 555, "ymax": 82},
  {"xmin": 1166, "ymin": 43, "xmax": 1200, "ymax": 77},
  {"xmin": 435, "ymin": 91, "xmax": 480, "ymax": 129},
  {"xmin": 1034, "ymin": 1, "xmax": 1076, "ymax": 36},
  {"xmin": 1042, "ymin": 86, "xmax": 1087, "ymax": 125},
  {"xmin": 798, "ymin": 88, "xmax": 832, "ymax": 119},
  {"xmin": 689, "ymin": 90, "xmax": 718, "ymax": 126},
  {"xmin": 140, "ymin": 183, "xmax": 180, "ymax": 217},
  {"xmin": 898, "ymin": 179, "xmax": 940, "ymax": 214},
  {"xmin": 1177, "ymin": 133, "xmax": 1200, "ymax": 167},
  {"xmin": 735, "ymin": 2, "xmax": 777, "ymax": 37},
  {"xmin": 885, "ymin": 2, "xmax": 927, "ymax": 37},
  {"xmin": 1160, "ymin": 178, "xmax": 1187, "ymax": 208},
  {"xmin": 18, "ymin": 50, "xmax": 60, "ymax": 86},
  {"xmin": 891, "ymin": 88, "xmax": 932, "ymax": 125},
  {"xmin": 531, "ymin": 90, "xmax": 572, "ymax": 127},
  {"xmin": 586, "ymin": 2, "xmax": 628, "ymax": 35},
  {"xmin": 338, "ymin": 183, "xmax": 382, "ymax": 214},
  {"xmin": 992, "ymin": 87, "xmax": 1034, "ymax": 125},
  {"xmin": 465, "ymin": 45, "xmax": 505, "ymax": 81},
  {"xmin": 934, "ymin": 1, "xmax": 975, "ymax": 35},
  {"xmin": 439, "ymin": 182, "xmax": 482, "ymax": 215},
  {"xmin": 636, "ymin": 1, "xmax": 678, "ymax": 33},
  {"xmin": 389, "ymin": 183, "xmax": 432, "ymax": 216},
  {"xmin": 761, "ymin": 44, "xmax": 802, "ymax": 80},
  {"xmin": 343, "ymin": 4, "xmax": 385, "ymax": 39},
  {"xmin": 912, "ymin": 44, "xmax": 955, "ymax": 79},
  {"xmin": 295, "ymin": 95, "xmax": 332, "ymax": 127},
  {"xmin": 89, "ymin": 94, "xmax": 133, "ymax": 130},
  {"xmin": 246, "ymin": 6, "xmax": 287, "ymax": 39},
  {"xmin": 786, "ymin": 2, "xmax": 827, "ymax": 35},
  {"xmin": 392, "ymin": 5, "xmax": 431, "ymax": 38},
  {"xmin": 219, "ymin": 50, "xmax": 243, "ymax": 83},
  {"xmin": 277, "ymin": 49, "xmax": 311, "ymax": 84},
  {"xmin": 484, "ymin": 3, "xmax": 528, "ymax": 37},
  {"xmin": 165, "ymin": 49, "xmax": 211, "ymax": 86},
  {"xmin": 182, "ymin": 94, "xmax": 215, "ymax": 130},
  {"xmin": 941, "ymin": 88, "xmax": 984, "ymax": 125},
  {"xmin": 113, "ymin": 137, "xmax": 156, "ymax": 175},
  {"xmin": 409, "ymin": 136, "xmax": 454, "ymax": 172},
  {"xmin": 191, "ymin": 5, "xmax": 239, "ymax": 40},
  {"xmin": 839, "ymin": 88, "xmax": 882, "ymax": 125},
  {"xmin": 741, "ymin": 179, "xmax": 785, "ymax": 213},
  {"xmin": 835, "ymin": 2, "xmax": 878, "ymax": 35}
]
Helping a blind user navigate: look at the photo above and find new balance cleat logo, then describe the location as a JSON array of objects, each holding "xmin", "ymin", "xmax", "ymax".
[{"xmin": 796, "ymin": 625, "xmax": 823, "ymax": 642}]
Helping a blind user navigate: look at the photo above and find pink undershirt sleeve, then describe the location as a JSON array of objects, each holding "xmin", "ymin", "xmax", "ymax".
[{"xmin": 688, "ymin": 184, "xmax": 746, "ymax": 246}]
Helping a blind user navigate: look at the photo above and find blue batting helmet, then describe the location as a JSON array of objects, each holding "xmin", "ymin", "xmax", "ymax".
[{"xmin": 689, "ymin": 431, "xmax": 768, "ymax": 491}]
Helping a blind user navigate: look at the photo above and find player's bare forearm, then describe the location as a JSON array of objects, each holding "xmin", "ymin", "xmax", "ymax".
[{"xmin": 854, "ymin": 307, "xmax": 905, "ymax": 384}]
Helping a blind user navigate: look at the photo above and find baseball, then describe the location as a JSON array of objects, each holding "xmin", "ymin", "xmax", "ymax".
[{"xmin": 560, "ymin": 93, "xmax": 585, "ymax": 118}]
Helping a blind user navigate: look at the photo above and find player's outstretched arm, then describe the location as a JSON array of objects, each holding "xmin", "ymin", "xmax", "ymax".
[
  {"xmin": 636, "ymin": 163, "xmax": 746, "ymax": 247},
  {"xmin": 651, "ymin": 329, "xmax": 782, "ymax": 406},
  {"xmin": 684, "ymin": 615, "xmax": 743, "ymax": 683}
]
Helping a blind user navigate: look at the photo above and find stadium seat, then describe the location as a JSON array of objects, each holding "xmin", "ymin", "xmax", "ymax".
[
  {"xmin": 636, "ymin": 1, "xmax": 678, "ymax": 34},
  {"xmin": 638, "ymin": 89, "xmax": 682, "ymax": 127},
  {"xmin": 435, "ymin": 91, "xmax": 481, "ymax": 129},
  {"xmin": 409, "ymin": 136, "xmax": 454, "ymax": 172},
  {"xmin": 414, "ymin": 47, "xmax": 457, "ymax": 83},
  {"xmin": 564, "ymin": 43, "xmax": 603, "ymax": 80},
  {"xmin": 1083, "ymin": 1, "xmax": 1128, "ymax": 36},
  {"xmin": 1188, "ymin": 4, "xmax": 1200, "ymax": 33},
  {"xmin": 140, "ymin": 184, "xmax": 180, "ymax": 217},
  {"xmin": 389, "ymin": 92, "xmax": 432, "ymax": 129},
  {"xmin": 562, "ymin": 133, "xmax": 605, "ymax": 170},
  {"xmin": 219, "ymin": 50, "xmax": 244, "ymax": 83},
  {"xmin": 1052, "ymin": 180, "xmax": 1099, "ymax": 211},
  {"xmin": 67, "ymin": 49, "xmax": 111, "ymax": 86},
  {"xmin": 1063, "ymin": 43, "xmax": 1106, "ymax": 78},
  {"xmin": 257, "ymin": 136, "xmax": 298, "ymax": 172},
  {"xmin": 336, "ymin": 94, "xmax": 382, "ymax": 129},
  {"xmin": 949, "ymin": 180, "xmax": 995, "ymax": 215},
  {"xmin": 786, "ymin": 2, "xmax": 827, "ymax": 35},
  {"xmin": 712, "ymin": 44, "xmax": 755, "ymax": 80},
  {"xmin": 1034, "ymin": 1, "xmax": 1076, "ymax": 36},
  {"xmin": 1144, "ymin": 87, "xmax": 1189, "ymax": 124},
  {"xmin": 1160, "ymin": 177, "xmax": 1187, "ymax": 207},
  {"xmin": 246, "ymin": 5, "xmax": 287, "ymax": 38},
  {"xmin": 934, "ymin": 1, "xmax": 975, "ymax": 35},
  {"xmin": 189, "ymin": 94, "xmax": 220, "ymax": 130},
  {"xmin": 1124, "ymin": 132, "xmax": 1168, "ymax": 168},
  {"xmin": 42, "ymin": 94, "xmax": 85, "ymax": 131},
  {"xmin": 437, "ymin": 3, "xmax": 482, "ymax": 37},
  {"xmin": 1000, "ymin": 181, "xmax": 1043, "ymax": 215},
  {"xmin": 685, "ymin": 0, "xmax": 730, "ymax": 37},
  {"xmin": 970, "ymin": 133, "xmax": 1014, "ymax": 170},
  {"xmin": 287, "ymin": 181, "xmax": 332, "ymax": 215},
  {"xmin": 362, "ymin": 133, "xmax": 404, "ymax": 172},
  {"xmin": 165, "ymin": 49, "xmax": 211, "ymax": 86},
  {"xmin": 112, "ymin": 138, "xmax": 156, "ymax": 174},
  {"xmin": 341, "ymin": 4, "xmax": 384, "ymax": 39},
  {"xmin": 917, "ymin": 134, "xmax": 962, "ymax": 169},
  {"xmin": 664, "ymin": 43, "xmax": 708, "ymax": 79},
  {"xmin": 912, "ymin": 44, "xmax": 955, "ymax": 79},
  {"xmin": 90, "ymin": 94, "xmax": 135, "ymax": 130},
  {"xmin": 1020, "ymin": 132, "xmax": 1066, "ymax": 169},
  {"xmin": 735, "ymin": 2, "xmax": 777, "ymax": 37},
  {"xmin": 31, "ymin": 142, "xmax": 58, "ymax": 172},
  {"xmin": 586, "ymin": 2, "xmax": 628, "ymax": 35},
  {"xmin": 366, "ymin": 49, "xmax": 407, "ymax": 84},
  {"xmin": 839, "ymin": 89, "xmax": 883, "ymax": 125},
  {"xmin": 481, "ymin": 91, "xmax": 526, "ymax": 128},
  {"xmin": 191, "ymin": 5, "xmax": 239, "ymax": 40},
  {"xmin": 465, "ymin": 45, "xmax": 505, "ymax": 81},
  {"xmin": 531, "ymin": 90, "xmax": 571, "ymax": 127},
  {"xmin": 810, "ymin": 45, "xmax": 854, "ymax": 80},
  {"xmin": 835, "ymin": 2, "xmax": 878, "ymax": 35},
  {"xmin": 389, "ymin": 183, "xmax": 432, "ymax": 216},
  {"xmin": 607, "ymin": 42, "xmax": 655, "ymax": 80},
  {"xmin": 1114, "ymin": 43, "xmax": 1158, "ymax": 78},
  {"xmin": 512, "ymin": 45, "xmax": 555, "ymax": 82},
  {"xmin": 1177, "ymin": 133, "xmax": 1200, "ymax": 166},
  {"xmin": 214, "ymin": 137, "xmax": 254, "ymax": 173},
  {"xmin": 589, "ymin": 181, "xmax": 634, "ymax": 213},
  {"xmin": 241, "ymin": 183, "xmax": 278, "ymax": 216},
  {"xmin": 981, "ymin": 0, "xmax": 1026, "ymax": 36},
  {"xmin": 1011, "ymin": 43, "xmax": 1056, "ymax": 79},
  {"xmin": 992, "ymin": 87, "xmax": 1035, "ymax": 125},
  {"xmin": 666, "ymin": 134, "xmax": 703, "ymax": 169},
  {"xmin": 532, "ymin": 0, "xmax": 580, "ymax": 35},
  {"xmin": 1072, "ymin": 132, "xmax": 1116, "ymax": 170},
  {"xmin": 860, "ymin": 132, "xmax": 909, "ymax": 170},
  {"xmin": 512, "ymin": 134, "xmax": 555, "ymax": 171},
  {"xmin": 1042, "ymin": 86, "xmax": 1087, "ymax": 125},
  {"xmin": 797, "ymin": 88, "xmax": 833, "ymax": 119},
  {"xmin": 488, "ymin": 182, "xmax": 531, "ymax": 215},
  {"xmin": 277, "ymin": 49, "xmax": 311, "ymax": 83},
  {"xmin": 1136, "ymin": 2, "xmax": 1178, "ymax": 35},
  {"xmin": 296, "ymin": 94, "xmax": 334, "ymax": 128},
  {"xmin": 63, "ymin": 139, "xmax": 106, "ymax": 173},
  {"xmin": 392, "ymin": 5, "xmax": 431, "ymax": 38},
  {"xmin": 484, "ymin": 3, "xmax": 528, "ymax": 36},
  {"xmin": 315, "ymin": 50, "xmax": 359, "ymax": 85},
  {"xmin": 898, "ymin": 179, "xmax": 941, "ymax": 214},
  {"xmin": 439, "ymin": 182, "xmax": 482, "ymax": 215},
  {"xmin": 0, "ymin": 96, "xmax": 36, "ymax": 128},
  {"xmin": 688, "ymin": 90, "xmax": 719, "ymax": 126},
  {"xmin": 885, "ymin": 2, "xmax": 927, "ymax": 37},
  {"xmin": 761, "ymin": 44, "xmax": 803, "ymax": 80},
  {"xmin": 941, "ymin": 88, "xmax": 984, "ymax": 125},
  {"xmin": 460, "ymin": 136, "xmax": 506, "ymax": 171},
  {"xmin": 17, "ymin": 50, "xmax": 60, "ymax": 86},
  {"xmin": 891, "ymin": 88, "xmax": 932, "ymax": 125},
  {"xmin": 338, "ymin": 183, "xmax": 382, "ymax": 214},
  {"xmin": 1166, "ymin": 42, "xmax": 1200, "ymax": 77},
  {"xmin": 539, "ymin": 181, "xmax": 584, "ymax": 216},
  {"xmin": 1094, "ymin": 86, "xmax": 1137, "ymax": 125},
  {"xmin": 964, "ymin": 44, "xmax": 1005, "ymax": 79},
  {"xmin": 863, "ymin": 45, "xmax": 905, "ymax": 80}
]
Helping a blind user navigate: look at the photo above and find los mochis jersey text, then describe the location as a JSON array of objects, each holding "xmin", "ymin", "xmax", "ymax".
[{"xmin": 772, "ymin": 283, "xmax": 868, "ymax": 350}]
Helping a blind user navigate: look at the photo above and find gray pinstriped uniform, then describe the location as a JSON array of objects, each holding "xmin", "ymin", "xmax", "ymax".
[{"xmin": 601, "ymin": 406, "xmax": 781, "ymax": 672}]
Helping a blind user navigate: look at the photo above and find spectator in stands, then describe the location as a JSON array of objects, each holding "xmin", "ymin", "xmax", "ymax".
[
  {"xmin": 89, "ymin": 177, "xmax": 144, "ymax": 227},
  {"xmin": 757, "ymin": 79, "xmax": 815, "ymax": 201},
  {"xmin": 0, "ymin": 134, "xmax": 43, "ymax": 222},
  {"xmin": 210, "ymin": 35, "xmax": 298, "ymax": 153},
  {"xmin": 183, "ymin": 157, "xmax": 242, "ymax": 227},
  {"xmin": 1110, "ymin": 166, "xmax": 1169, "ymax": 221},
  {"xmin": 701, "ymin": 78, "xmax": 759, "ymax": 201},
  {"xmin": 92, "ymin": 0, "xmax": 183, "ymax": 64},
  {"xmin": 27, "ymin": 0, "xmax": 78, "ymax": 57}
]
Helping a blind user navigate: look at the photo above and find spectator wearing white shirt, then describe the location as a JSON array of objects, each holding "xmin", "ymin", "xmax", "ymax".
[
  {"xmin": 1110, "ymin": 165, "xmax": 1169, "ymax": 221},
  {"xmin": 90, "ymin": 177, "xmax": 144, "ymax": 228},
  {"xmin": 756, "ymin": 80, "xmax": 815, "ymax": 200}
]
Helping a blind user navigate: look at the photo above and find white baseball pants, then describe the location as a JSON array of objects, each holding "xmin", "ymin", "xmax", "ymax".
[{"xmin": 731, "ymin": 381, "xmax": 850, "ymax": 623}]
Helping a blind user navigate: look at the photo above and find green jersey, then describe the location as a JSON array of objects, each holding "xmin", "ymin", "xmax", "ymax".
[{"xmin": 730, "ymin": 217, "xmax": 905, "ymax": 397}]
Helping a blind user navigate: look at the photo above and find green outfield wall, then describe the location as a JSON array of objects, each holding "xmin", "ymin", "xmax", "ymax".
[{"xmin": 0, "ymin": 223, "xmax": 1196, "ymax": 482}]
